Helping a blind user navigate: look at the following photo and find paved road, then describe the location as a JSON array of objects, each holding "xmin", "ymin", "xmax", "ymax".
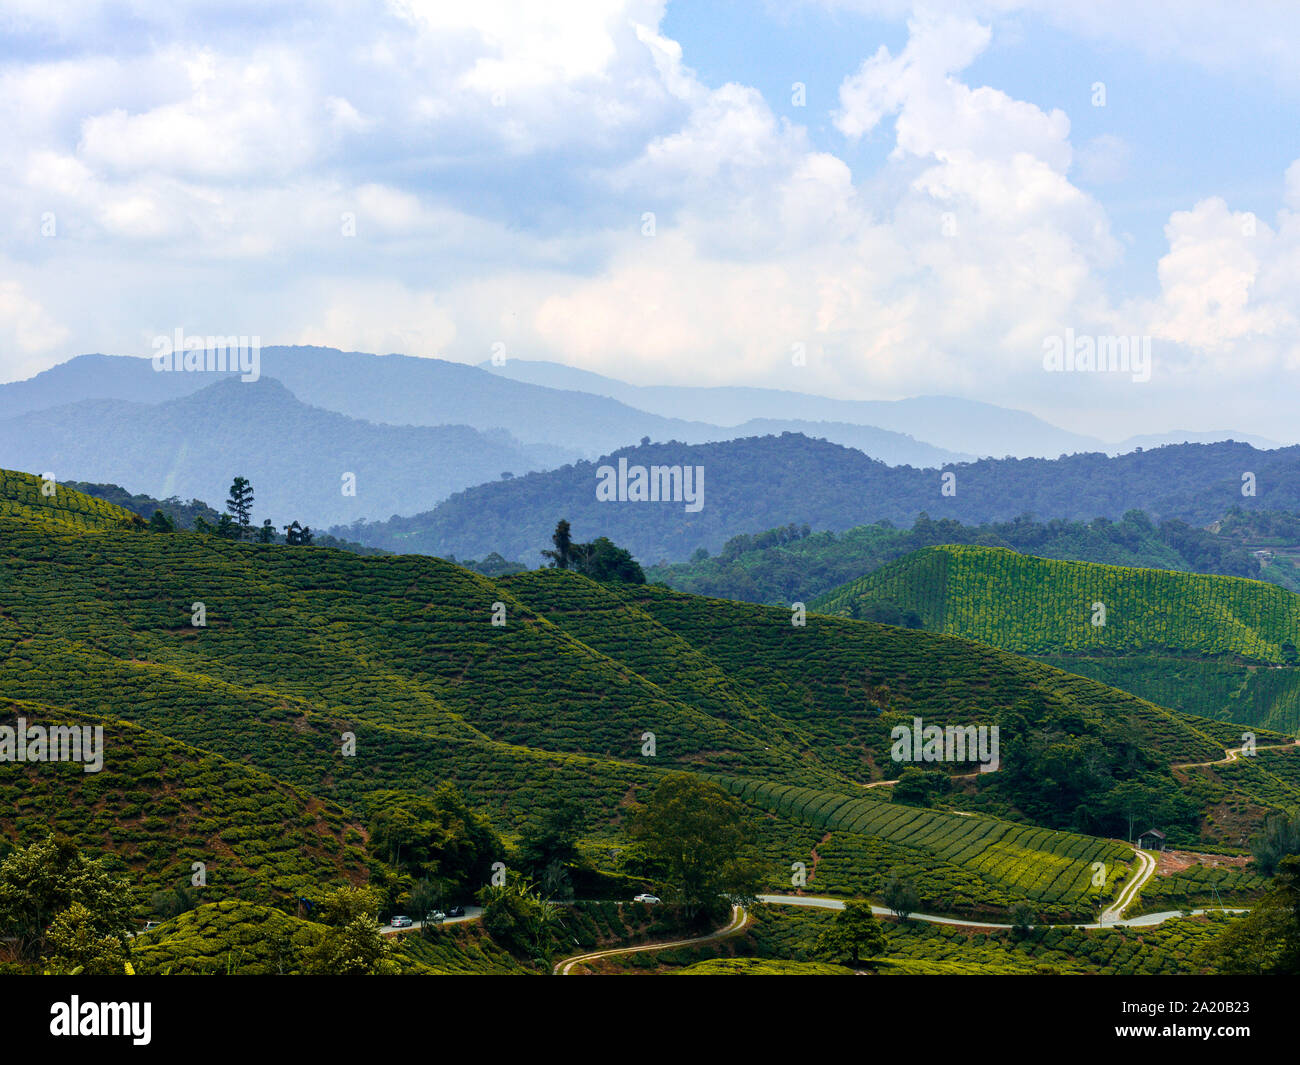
[
  {"xmin": 757, "ymin": 893, "xmax": 1245, "ymax": 930},
  {"xmin": 380, "ymin": 907, "xmax": 482, "ymax": 935},
  {"xmin": 552, "ymin": 892, "xmax": 1247, "ymax": 974},
  {"xmin": 863, "ymin": 738, "xmax": 1299, "ymax": 788}
]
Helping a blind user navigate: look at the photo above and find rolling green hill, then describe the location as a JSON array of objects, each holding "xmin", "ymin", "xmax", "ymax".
[
  {"xmin": 3, "ymin": 470, "xmax": 1298, "ymax": 968},
  {"xmin": 0, "ymin": 468, "xmax": 139, "ymax": 531},
  {"xmin": 0, "ymin": 700, "xmax": 369, "ymax": 908},
  {"xmin": 813, "ymin": 545, "xmax": 1300, "ymax": 732}
]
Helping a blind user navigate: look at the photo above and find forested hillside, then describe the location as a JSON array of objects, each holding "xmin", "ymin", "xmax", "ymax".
[
  {"xmin": 338, "ymin": 436, "xmax": 1300, "ymax": 564},
  {"xmin": 647, "ymin": 509, "xmax": 1275, "ymax": 604}
]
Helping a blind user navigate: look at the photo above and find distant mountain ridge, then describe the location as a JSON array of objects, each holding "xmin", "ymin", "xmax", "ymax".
[
  {"xmin": 334, "ymin": 435, "xmax": 1300, "ymax": 565},
  {"xmin": 482, "ymin": 358, "xmax": 1284, "ymax": 458},
  {"xmin": 2, "ymin": 348, "xmax": 1287, "ymax": 535},
  {"xmin": 1, "ymin": 348, "xmax": 971, "ymax": 467},
  {"xmin": 0, "ymin": 377, "xmax": 569, "ymax": 527},
  {"xmin": 482, "ymin": 358, "xmax": 1106, "ymax": 458}
]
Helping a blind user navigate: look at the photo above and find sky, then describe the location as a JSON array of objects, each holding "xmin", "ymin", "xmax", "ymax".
[{"xmin": 1, "ymin": 0, "xmax": 1299, "ymax": 442}]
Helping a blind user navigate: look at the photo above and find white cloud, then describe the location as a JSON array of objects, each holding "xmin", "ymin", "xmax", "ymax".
[
  {"xmin": 295, "ymin": 279, "xmax": 458, "ymax": 355},
  {"xmin": 0, "ymin": 280, "xmax": 69, "ymax": 371},
  {"xmin": 817, "ymin": 0, "xmax": 1300, "ymax": 86},
  {"xmin": 0, "ymin": 0, "xmax": 1297, "ymax": 442},
  {"xmin": 77, "ymin": 48, "xmax": 323, "ymax": 180},
  {"xmin": 552, "ymin": 8, "xmax": 1119, "ymax": 398},
  {"xmin": 835, "ymin": 11, "xmax": 1070, "ymax": 170},
  {"xmin": 1135, "ymin": 198, "xmax": 1297, "ymax": 374}
]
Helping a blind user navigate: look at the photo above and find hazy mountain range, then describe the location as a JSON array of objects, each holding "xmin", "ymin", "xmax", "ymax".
[
  {"xmin": 0, "ymin": 346, "xmax": 1283, "ymax": 532},
  {"xmin": 482, "ymin": 358, "xmax": 1281, "ymax": 457},
  {"xmin": 0, "ymin": 378, "xmax": 567, "ymax": 527}
]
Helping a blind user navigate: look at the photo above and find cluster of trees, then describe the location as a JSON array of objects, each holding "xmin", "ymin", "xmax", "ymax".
[
  {"xmin": 541, "ymin": 519, "xmax": 646, "ymax": 584},
  {"xmin": 1218, "ymin": 506, "xmax": 1300, "ymax": 545},
  {"xmin": 68, "ymin": 478, "xmax": 383, "ymax": 553},
  {"xmin": 988, "ymin": 705, "xmax": 1200, "ymax": 841},
  {"xmin": 619, "ymin": 774, "xmax": 763, "ymax": 926},
  {"xmin": 1202, "ymin": 856, "xmax": 1300, "ymax": 973},
  {"xmin": 444, "ymin": 551, "xmax": 527, "ymax": 577},
  {"xmin": 807, "ymin": 886, "xmax": 922, "ymax": 968},
  {"xmin": 356, "ymin": 775, "xmax": 765, "ymax": 965},
  {"xmin": 146, "ymin": 477, "xmax": 319, "ymax": 546},
  {"xmin": 651, "ymin": 508, "xmax": 1276, "ymax": 606},
  {"xmin": 891, "ymin": 767, "xmax": 952, "ymax": 806},
  {"xmin": 151, "ymin": 882, "xmax": 201, "ymax": 921},
  {"xmin": 65, "ymin": 481, "xmax": 224, "ymax": 530},
  {"xmin": 363, "ymin": 785, "xmax": 602, "ymax": 961},
  {"xmin": 847, "ymin": 597, "xmax": 923, "ymax": 628},
  {"xmin": 1252, "ymin": 811, "xmax": 1300, "ymax": 877},
  {"xmin": 714, "ymin": 522, "xmax": 812, "ymax": 563},
  {"xmin": 476, "ymin": 877, "xmax": 564, "ymax": 963},
  {"xmin": 365, "ymin": 783, "xmax": 504, "ymax": 916},
  {"xmin": 302, "ymin": 886, "xmax": 400, "ymax": 975},
  {"xmin": 813, "ymin": 901, "xmax": 886, "ymax": 967},
  {"xmin": 0, "ymin": 835, "xmax": 135, "ymax": 975}
]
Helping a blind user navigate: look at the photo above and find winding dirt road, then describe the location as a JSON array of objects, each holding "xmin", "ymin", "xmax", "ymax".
[
  {"xmin": 1172, "ymin": 739, "xmax": 1300, "ymax": 770},
  {"xmin": 553, "ymin": 905, "xmax": 750, "ymax": 975}
]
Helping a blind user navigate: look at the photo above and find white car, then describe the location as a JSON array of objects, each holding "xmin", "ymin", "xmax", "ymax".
[
  {"xmin": 632, "ymin": 893, "xmax": 661, "ymax": 904},
  {"xmin": 390, "ymin": 915, "xmax": 413, "ymax": 928}
]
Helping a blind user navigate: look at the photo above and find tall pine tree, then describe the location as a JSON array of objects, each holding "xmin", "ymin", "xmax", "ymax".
[{"xmin": 225, "ymin": 477, "xmax": 255, "ymax": 540}]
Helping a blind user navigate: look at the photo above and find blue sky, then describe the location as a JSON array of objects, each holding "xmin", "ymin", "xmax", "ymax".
[
  {"xmin": 0, "ymin": 0, "xmax": 1298, "ymax": 442},
  {"xmin": 664, "ymin": 1, "xmax": 1300, "ymax": 300}
]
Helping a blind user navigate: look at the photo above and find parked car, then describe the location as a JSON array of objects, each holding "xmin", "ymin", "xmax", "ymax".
[
  {"xmin": 632, "ymin": 893, "xmax": 661, "ymax": 904},
  {"xmin": 390, "ymin": 915, "xmax": 413, "ymax": 928},
  {"xmin": 141, "ymin": 920, "xmax": 160, "ymax": 933},
  {"xmin": 445, "ymin": 905, "xmax": 466, "ymax": 917}
]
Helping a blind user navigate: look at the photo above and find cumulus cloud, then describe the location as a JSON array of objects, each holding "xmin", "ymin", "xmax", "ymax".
[
  {"xmin": 558, "ymin": 9, "xmax": 1118, "ymax": 396},
  {"xmin": 0, "ymin": 280, "xmax": 69, "ymax": 378},
  {"xmin": 0, "ymin": 0, "xmax": 1296, "ymax": 441}
]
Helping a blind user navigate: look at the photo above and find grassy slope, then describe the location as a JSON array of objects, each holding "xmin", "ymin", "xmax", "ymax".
[
  {"xmin": 814, "ymin": 545, "xmax": 1300, "ymax": 659},
  {"xmin": 0, "ymin": 471, "xmax": 1280, "ymax": 941},
  {"xmin": 814, "ymin": 544, "xmax": 1300, "ymax": 731},
  {"xmin": 0, "ymin": 469, "xmax": 138, "ymax": 530},
  {"xmin": 0, "ymin": 700, "xmax": 368, "ymax": 908},
  {"xmin": 606, "ymin": 581, "xmax": 1239, "ymax": 769}
]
